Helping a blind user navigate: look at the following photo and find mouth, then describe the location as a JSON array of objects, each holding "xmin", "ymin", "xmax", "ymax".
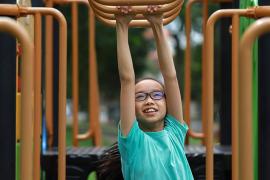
[{"xmin": 143, "ymin": 107, "xmax": 158, "ymax": 114}]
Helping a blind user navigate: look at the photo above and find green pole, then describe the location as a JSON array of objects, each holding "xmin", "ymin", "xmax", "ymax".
[{"xmin": 16, "ymin": 142, "xmax": 20, "ymax": 180}]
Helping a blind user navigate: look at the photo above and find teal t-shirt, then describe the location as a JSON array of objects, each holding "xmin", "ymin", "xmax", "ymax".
[{"xmin": 118, "ymin": 114, "xmax": 194, "ymax": 180}]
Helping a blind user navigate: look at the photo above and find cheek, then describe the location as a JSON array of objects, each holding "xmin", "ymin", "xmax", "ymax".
[
  {"xmin": 159, "ymin": 101, "xmax": 167, "ymax": 114},
  {"xmin": 135, "ymin": 103, "xmax": 142, "ymax": 114}
]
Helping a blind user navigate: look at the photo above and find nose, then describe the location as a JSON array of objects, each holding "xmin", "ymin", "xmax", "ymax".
[{"xmin": 145, "ymin": 96, "xmax": 154, "ymax": 105}]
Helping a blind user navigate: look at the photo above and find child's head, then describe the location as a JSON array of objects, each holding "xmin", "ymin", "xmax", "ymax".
[{"xmin": 135, "ymin": 77, "xmax": 167, "ymax": 131}]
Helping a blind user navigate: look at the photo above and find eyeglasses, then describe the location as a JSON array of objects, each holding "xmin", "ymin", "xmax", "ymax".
[{"xmin": 135, "ymin": 91, "xmax": 165, "ymax": 102}]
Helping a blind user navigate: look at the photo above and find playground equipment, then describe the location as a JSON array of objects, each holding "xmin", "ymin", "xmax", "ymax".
[
  {"xmin": 88, "ymin": 0, "xmax": 184, "ymax": 27},
  {"xmin": 0, "ymin": 4, "xmax": 67, "ymax": 180},
  {"xmin": 239, "ymin": 17, "xmax": 270, "ymax": 180},
  {"xmin": 51, "ymin": 0, "xmax": 102, "ymax": 147},
  {"xmin": 184, "ymin": 0, "xmax": 233, "ymax": 142},
  {"xmin": 205, "ymin": 6, "xmax": 270, "ymax": 180},
  {"xmin": 40, "ymin": 1, "xmax": 105, "ymax": 179},
  {"xmin": 0, "ymin": 17, "xmax": 34, "ymax": 180}
]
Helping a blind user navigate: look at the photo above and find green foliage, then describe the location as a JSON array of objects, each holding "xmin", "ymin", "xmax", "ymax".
[
  {"xmin": 59, "ymin": 3, "xmax": 221, "ymax": 110},
  {"xmin": 59, "ymin": 5, "xmax": 148, "ymax": 110}
]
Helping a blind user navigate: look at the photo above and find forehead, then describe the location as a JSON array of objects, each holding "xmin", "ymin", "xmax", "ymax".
[{"xmin": 135, "ymin": 79, "xmax": 163, "ymax": 93}]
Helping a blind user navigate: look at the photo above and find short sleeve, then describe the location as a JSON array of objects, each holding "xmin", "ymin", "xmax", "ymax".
[
  {"xmin": 118, "ymin": 120, "xmax": 144, "ymax": 163},
  {"xmin": 164, "ymin": 114, "xmax": 188, "ymax": 146}
]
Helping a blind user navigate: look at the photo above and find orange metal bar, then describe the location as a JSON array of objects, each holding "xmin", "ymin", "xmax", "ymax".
[
  {"xmin": 239, "ymin": 17, "xmax": 270, "ymax": 180},
  {"xmin": 93, "ymin": 7, "xmax": 181, "ymax": 27},
  {"xmin": 71, "ymin": 2, "xmax": 79, "ymax": 147},
  {"xmin": 0, "ymin": 4, "xmax": 67, "ymax": 179},
  {"xmin": 90, "ymin": 0, "xmax": 182, "ymax": 15},
  {"xmin": 201, "ymin": 0, "xmax": 208, "ymax": 147},
  {"xmin": 0, "ymin": 17, "xmax": 34, "ymax": 180},
  {"xmin": 45, "ymin": 0, "xmax": 54, "ymax": 148},
  {"xmin": 22, "ymin": 7, "xmax": 67, "ymax": 180},
  {"xmin": 231, "ymin": 14, "xmax": 239, "ymax": 180},
  {"xmin": 184, "ymin": 0, "xmax": 232, "ymax": 142},
  {"xmin": 53, "ymin": 0, "xmax": 102, "ymax": 146},
  {"xmin": 90, "ymin": 0, "xmax": 182, "ymax": 20},
  {"xmin": 205, "ymin": 6, "xmax": 270, "ymax": 180},
  {"xmin": 88, "ymin": 8, "xmax": 102, "ymax": 145},
  {"xmin": 33, "ymin": 12, "xmax": 42, "ymax": 180},
  {"xmin": 184, "ymin": 0, "xmax": 204, "ymax": 142},
  {"xmin": 88, "ymin": 0, "xmax": 183, "ymax": 27},
  {"xmin": 93, "ymin": 0, "xmax": 176, "ymax": 6}
]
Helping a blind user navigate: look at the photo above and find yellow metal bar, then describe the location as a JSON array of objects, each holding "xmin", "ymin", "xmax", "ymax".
[{"xmin": 0, "ymin": 17, "xmax": 34, "ymax": 180}]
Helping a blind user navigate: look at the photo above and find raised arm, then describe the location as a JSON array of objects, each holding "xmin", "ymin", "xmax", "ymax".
[
  {"xmin": 145, "ymin": 13, "xmax": 184, "ymax": 123},
  {"xmin": 115, "ymin": 10, "xmax": 136, "ymax": 136}
]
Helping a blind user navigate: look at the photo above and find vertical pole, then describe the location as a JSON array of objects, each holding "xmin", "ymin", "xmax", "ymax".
[
  {"xmin": 45, "ymin": 0, "xmax": 54, "ymax": 147},
  {"xmin": 205, "ymin": 17, "xmax": 213, "ymax": 180},
  {"xmin": 201, "ymin": 0, "xmax": 209, "ymax": 145},
  {"xmin": 71, "ymin": 2, "xmax": 79, "ymax": 147},
  {"xmin": 33, "ymin": 12, "xmax": 42, "ymax": 180},
  {"xmin": 89, "ymin": 8, "xmax": 101, "ymax": 146},
  {"xmin": 231, "ymin": 14, "xmax": 239, "ymax": 180},
  {"xmin": 184, "ymin": 0, "xmax": 192, "ymax": 144},
  {"xmin": 239, "ymin": 26, "xmax": 253, "ymax": 180}
]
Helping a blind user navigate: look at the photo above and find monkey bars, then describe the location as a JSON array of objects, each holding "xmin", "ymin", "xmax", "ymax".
[
  {"xmin": 88, "ymin": 0, "xmax": 184, "ymax": 27},
  {"xmin": 205, "ymin": 6, "xmax": 270, "ymax": 180}
]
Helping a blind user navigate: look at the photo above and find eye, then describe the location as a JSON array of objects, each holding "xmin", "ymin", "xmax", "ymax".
[
  {"xmin": 151, "ymin": 91, "xmax": 164, "ymax": 100},
  {"xmin": 135, "ymin": 93, "xmax": 147, "ymax": 101}
]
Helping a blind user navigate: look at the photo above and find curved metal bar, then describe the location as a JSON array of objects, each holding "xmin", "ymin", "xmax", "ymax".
[
  {"xmin": 21, "ymin": 7, "xmax": 68, "ymax": 180},
  {"xmin": 90, "ymin": 0, "xmax": 182, "ymax": 20},
  {"xmin": 88, "ymin": 0, "xmax": 183, "ymax": 27},
  {"xmin": 184, "ymin": 0, "xmax": 204, "ymax": 141},
  {"xmin": 89, "ymin": 0, "xmax": 181, "ymax": 15},
  {"xmin": 239, "ymin": 17, "xmax": 270, "ymax": 180},
  {"xmin": 205, "ymin": 6, "xmax": 270, "ymax": 180},
  {"xmin": 92, "ymin": 3, "xmax": 181, "ymax": 27},
  {"xmin": 0, "ymin": 17, "xmax": 34, "ymax": 180},
  {"xmin": 93, "ymin": 0, "xmax": 176, "ymax": 6},
  {"xmin": 52, "ymin": 0, "xmax": 102, "ymax": 146}
]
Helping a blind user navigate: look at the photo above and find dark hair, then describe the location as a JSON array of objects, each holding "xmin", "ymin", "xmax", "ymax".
[
  {"xmin": 135, "ymin": 77, "xmax": 164, "ymax": 89},
  {"xmin": 96, "ymin": 142, "xmax": 123, "ymax": 180}
]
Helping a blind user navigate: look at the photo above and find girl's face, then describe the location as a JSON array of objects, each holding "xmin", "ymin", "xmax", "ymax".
[{"xmin": 135, "ymin": 79, "xmax": 166, "ymax": 131}]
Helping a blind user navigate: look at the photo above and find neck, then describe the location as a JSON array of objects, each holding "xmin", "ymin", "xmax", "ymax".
[{"xmin": 139, "ymin": 120, "xmax": 164, "ymax": 132}]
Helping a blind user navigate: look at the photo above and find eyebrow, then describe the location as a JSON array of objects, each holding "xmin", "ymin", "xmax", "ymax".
[{"xmin": 135, "ymin": 89, "xmax": 163, "ymax": 94}]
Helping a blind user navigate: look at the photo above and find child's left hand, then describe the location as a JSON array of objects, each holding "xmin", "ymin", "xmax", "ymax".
[{"xmin": 144, "ymin": 6, "xmax": 163, "ymax": 26}]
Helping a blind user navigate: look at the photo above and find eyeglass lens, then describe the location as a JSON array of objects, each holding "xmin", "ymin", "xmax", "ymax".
[{"xmin": 135, "ymin": 91, "xmax": 164, "ymax": 101}]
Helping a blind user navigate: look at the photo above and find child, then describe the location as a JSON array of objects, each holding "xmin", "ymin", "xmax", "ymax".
[{"xmin": 114, "ymin": 6, "xmax": 194, "ymax": 180}]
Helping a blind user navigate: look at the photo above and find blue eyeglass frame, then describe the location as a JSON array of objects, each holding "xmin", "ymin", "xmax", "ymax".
[{"xmin": 135, "ymin": 91, "xmax": 165, "ymax": 102}]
